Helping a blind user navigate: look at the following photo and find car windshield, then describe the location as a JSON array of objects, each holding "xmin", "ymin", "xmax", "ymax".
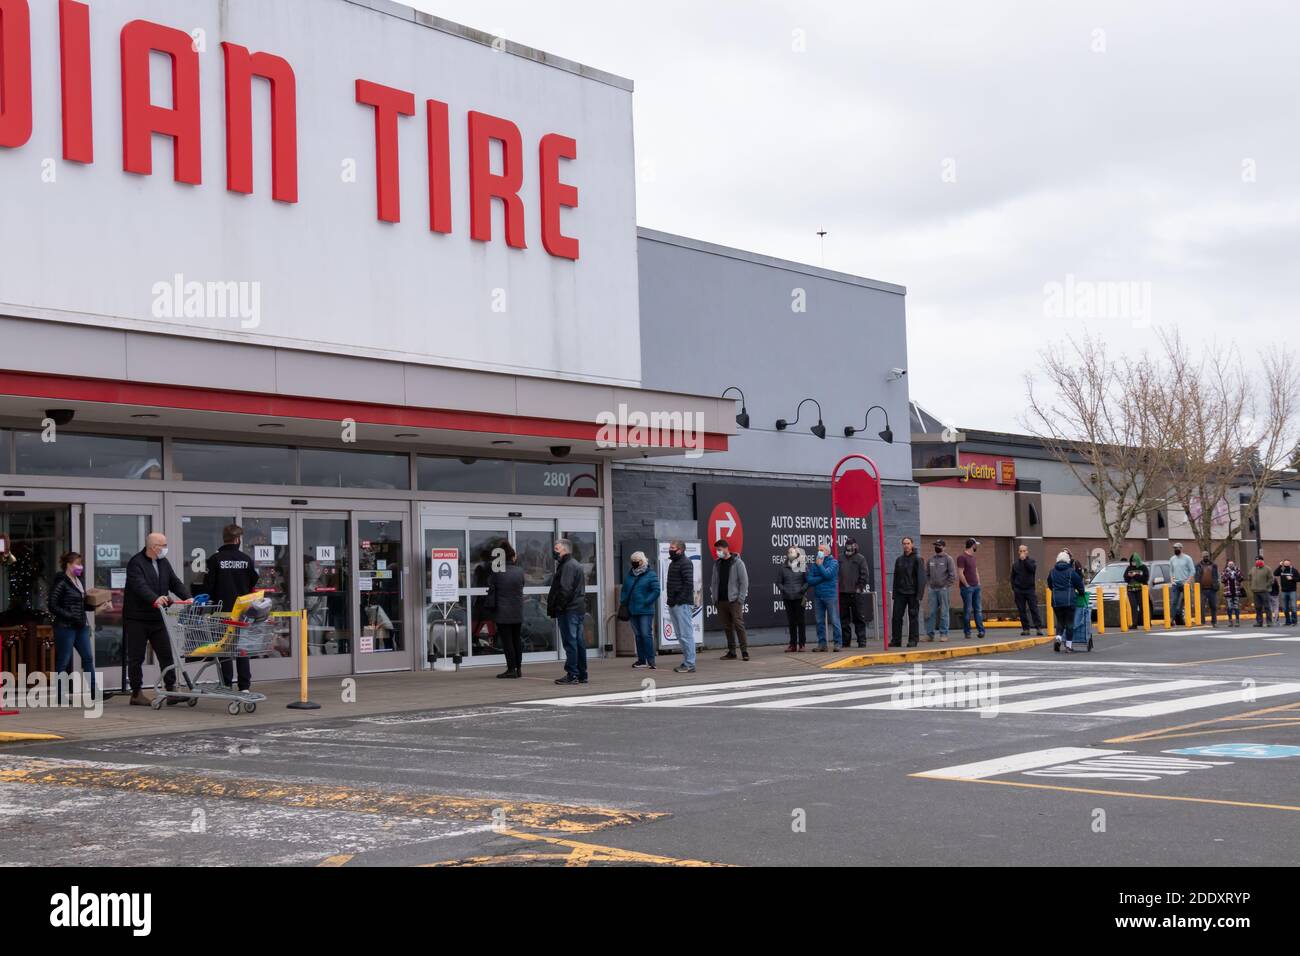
[{"xmin": 1089, "ymin": 564, "xmax": 1129, "ymax": 585}]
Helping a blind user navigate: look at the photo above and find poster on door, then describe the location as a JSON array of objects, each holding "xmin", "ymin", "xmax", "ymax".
[
  {"xmin": 657, "ymin": 541, "xmax": 703, "ymax": 651},
  {"xmin": 430, "ymin": 549, "xmax": 459, "ymax": 603}
]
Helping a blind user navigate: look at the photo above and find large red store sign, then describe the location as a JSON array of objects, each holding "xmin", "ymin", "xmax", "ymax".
[{"xmin": 0, "ymin": 0, "xmax": 580, "ymax": 258}]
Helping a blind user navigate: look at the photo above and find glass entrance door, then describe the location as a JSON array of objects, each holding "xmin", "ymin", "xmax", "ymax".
[
  {"xmin": 84, "ymin": 505, "xmax": 161, "ymax": 691},
  {"xmin": 354, "ymin": 513, "xmax": 408, "ymax": 673},
  {"xmin": 301, "ymin": 514, "xmax": 352, "ymax": 675}
]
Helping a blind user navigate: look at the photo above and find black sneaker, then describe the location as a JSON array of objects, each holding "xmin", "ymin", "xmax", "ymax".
[
  {"xmin": 554, "ymin": 675, "xmax": 579, "ymax": 685},
  {"xmin": 720, "ymin": 651, "xmax": 738, "ymax": 660},
  {"xmin": 741, "ymin": 653, "xmax": 750, "ymax": 661},
  {"xmin": 673, "ymin": 664, "xmax": 696, "ymax": 673},
  {"xmin": 632, "ymin": 662, "xmax": 650, "ymax": 669}
]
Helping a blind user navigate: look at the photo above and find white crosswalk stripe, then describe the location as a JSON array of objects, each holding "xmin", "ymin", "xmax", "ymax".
[
  {"xmin": 850, "ymin": 677, "xmax": 1125, "ymax": 710},
  {"xmin": 526, "ymin": 671, "xmax": 1300, "ymax": 719},
  {"xmin": 1087, "ymin": 681, "xmax": 1300, "ymax": 717}
]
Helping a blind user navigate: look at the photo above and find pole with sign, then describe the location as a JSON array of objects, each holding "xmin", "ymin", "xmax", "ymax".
[{"xmin": 831, "ymin": 455, "xmax": 889, "ymax": 651}]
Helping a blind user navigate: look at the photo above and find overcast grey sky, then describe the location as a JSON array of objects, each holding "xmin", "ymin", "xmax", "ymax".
[{"xmin": 409, "ymin": 0, "xmax": 1299, "ymax": 433}]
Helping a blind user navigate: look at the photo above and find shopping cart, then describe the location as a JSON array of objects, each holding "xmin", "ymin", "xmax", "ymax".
[{"xmin": 155, "ymin": 602, "xmax": 275, "ymax": 715}]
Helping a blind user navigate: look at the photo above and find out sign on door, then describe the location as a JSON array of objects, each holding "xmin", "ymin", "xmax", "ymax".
[{"xmin": 95, "ymin": 544, "xmax": 121, "ymax": 564}]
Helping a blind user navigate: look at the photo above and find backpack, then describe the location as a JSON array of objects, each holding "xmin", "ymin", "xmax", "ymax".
[{"xmin": 1199, "ymin": 564, "xmax": 1215, "ymax": 589}]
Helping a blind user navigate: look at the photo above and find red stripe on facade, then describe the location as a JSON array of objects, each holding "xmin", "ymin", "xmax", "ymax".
[{"xmin": 0, "ymin": 370, "xmax": 728, "ymax": 452}]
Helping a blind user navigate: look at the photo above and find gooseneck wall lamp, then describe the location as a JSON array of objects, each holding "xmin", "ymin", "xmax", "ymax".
[
  {"xmin": 776, "ymin": 398, "xmax": 827, "ymax": 440},
  {"xmin": 721, "ymin": 386, "xmax": 750, "ymax": 430},
  {"xmin": 844, "ymin": 405, "xmax": 894, "ymax": 444}
]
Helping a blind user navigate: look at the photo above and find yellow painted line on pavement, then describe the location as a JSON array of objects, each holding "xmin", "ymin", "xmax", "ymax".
[
  {"xmin": 318, "ymin": 854, "xmax": 354, "ymax": 868},
  {"xmin": 1105, "ymin": 700, "xmax": 1300, "ymax": 744},
  {"xmin": 0, "ymin": 759, "xmax": 664, "ymax": 833},
  {"xmin": 1172, "ymin": 652, "xmax": 1284, "ymax": 666},
  {"xmin": 826, "ymin": 636, "xmax": 1053, "ymax": 669},
  {"xmin": 0, "ymin": 733, "xmax": 63, "ymax": 743},
  {"xmin": 423, "ymin": 828, "xmax": 730, "ymax": 867},
  {"xmin": 913, "ymin": 774, "xmax": 1300, "ymax": 814}
]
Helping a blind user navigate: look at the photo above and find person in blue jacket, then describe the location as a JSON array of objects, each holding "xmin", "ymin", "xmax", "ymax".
[
  {"xmin": 806, "ymin": 540, "xmax": 843, "ymax": 651},
  {"xmin": 620, "ymin": 551, "xmax": 661, "ymax": 669},
  {"xmin": 1046, "ymin": 551, "xmax": 1085, "ymax": 653}
]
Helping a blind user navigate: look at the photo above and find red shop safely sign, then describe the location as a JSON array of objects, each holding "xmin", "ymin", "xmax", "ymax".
[{"xmin": 0, "ymin": 0, "xmax": 581, "ymax": 259}]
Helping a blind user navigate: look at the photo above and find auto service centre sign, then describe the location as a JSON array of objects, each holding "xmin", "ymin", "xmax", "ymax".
[{"xmin": 0, "ymin": 0, "xmax": 641, "ymax": 386}]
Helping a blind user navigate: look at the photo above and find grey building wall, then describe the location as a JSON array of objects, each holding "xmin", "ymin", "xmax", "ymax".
[
  {"xmin": 635, "ymin": 229, "xmax": 912, "ymax": 483},
  {"xmin": 614, "ymin": 464, "xmax": 919, "ymax": 647}
]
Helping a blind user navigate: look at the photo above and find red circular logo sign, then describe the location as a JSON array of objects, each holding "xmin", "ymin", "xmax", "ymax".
[{"xmin": 707, "ymin": 501, "xmax": 743, "ymax": 558}]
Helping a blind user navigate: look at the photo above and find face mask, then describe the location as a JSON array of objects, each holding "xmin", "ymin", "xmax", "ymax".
[
  {"xmin": 158, "ymin": 548, "xmax": 169, "ymax": 560},
  {"xmin": 934, "ymin": 546, "xmax": 943, "ymax": 554},
  {"xmin": 553, "ymin": 551, "xmax": 562, "ymax": 561},
  {"xmin": 72, "ymin": 566, "xmax": 83, "ymax": 577}
]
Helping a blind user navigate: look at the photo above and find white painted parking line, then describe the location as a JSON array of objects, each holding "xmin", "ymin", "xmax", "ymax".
[
  {"xmin": 985, "ymin": 679, "xmax": 1228, "ymax": 714},
  {"xmin": 1088, "ymin": 681, "xmax": 1300, "ymax": 717},
  {"xmin": 520, "ymin": 672, "xmax": 855, "ymax": 706},
  {"xmin": 736, "ymin": 676, "xmax": 1042, "ymax": 710},
  {"xmin": 1266, "ymin": 637, "xmax": 1300, "ymax": 643},
  {"xmin": 633, "ymin": 673, "xmax": 930, "ymax": 707},
  {"xmin": 916, "ymin": 747, "xmax": 1128, "ymax": 780},
  {"xmin": 850, "ymin": 676, "xmax": 1125, "ymax": 710}
]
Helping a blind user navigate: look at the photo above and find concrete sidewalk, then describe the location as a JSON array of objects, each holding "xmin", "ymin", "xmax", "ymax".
[{"xmin": 0, "ymin": 636, "xmax": 1043, "ymax": 745}]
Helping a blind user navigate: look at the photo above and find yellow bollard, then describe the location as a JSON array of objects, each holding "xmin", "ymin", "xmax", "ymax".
[
  {"xmin": 1193, "ymin": 583, "xmax": 1202, "ymax": 626},
  {"xmin": 1095, "ymin": 587, "xmax": 1106, "ymax": 634},
  {"xmin": 287, "ymin": 609, "xmax": 320, "ymax": 711},
  {"xmin": 1184, "ymin": 582, "xmax": 1193, "ymax": 627},
  {"xmin": 1163, "ymin": 586, "xmax": 1172, "ymax": 630},
  {"xmin": 1045, "ymin": 587, "xmax": 1055, "ymax": 637},
  {"xmin": 1142, "ymin": 584, "xmax": 1152, "ymax": 631},
  {"xmin": 1119, "ymin": 589, "xmax": 1129, "ymax": 632}
]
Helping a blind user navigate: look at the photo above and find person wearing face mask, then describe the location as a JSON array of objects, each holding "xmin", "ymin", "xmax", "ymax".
[
  {"xmin": 124, "ymin": 533, "xmax": 191, "ymax": 706},
  {"xmin": 1168, "ymin": 543, "xmax": 1195, "ymax": 626},
  {"xmin": 1248, "ymin": 557, "xmax": 1274, "ymax": 627},
  {"xmin": 619, "ymin": 551, "xmax": 661, "ymax": 670},
  {"xmin": 778, "ymin": 547, "xmax": 810, "ymax": 652},
  {"xmin": 664, "ymin": 540, "xmax": 697, "ymax": 673},
  {"xmin": 1221, "ymin": 559, "xmax": 1243, "ymax": 628},
  {"xmin": 1123, "ymin": 554, "xmax": 1150, "ymax": 629},
  {"xmin": 956, "ymin": 538, "xmax": 986, "ymax": 639},
  {"xmin": 1011, "ymin": 544, "xmax": 1045, "ymax": 637},
  {"xmin": 710, "ymin": 539, "xmax": 750, "ymax": 661},
  {"xmin": 1047, "ymin": 551, "xmax": 1085, "ymax": 652},
  {"xmin": 805, "ymin": 541, "xmax": 842, "ymax": 651},
  {"xmin": 547, "ymin": 538, "xmax": 589, "ymax": 685},
  {"xmin": 890, "ymin": 537, "xmax": 926, "ymax": 648},
  {"xmin": 1274, "ymin": 558, "xmax": 1298, "ymax": 626},
  {"xmin": 925, "ymin": 539, "xmax": 957, "ymax": 642},
  {"xmin": 837, "ymin": 537, "xmax": 872, "ymax": 649},
  {"xmin": 48, "ymin": 551, "xmax": 96, "ymax": 701}
]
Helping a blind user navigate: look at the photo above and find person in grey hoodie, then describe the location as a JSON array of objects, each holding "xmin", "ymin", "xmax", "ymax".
[
  {"xmin": 710, "ymin": 539, "xmax": 750, "ymax": 660},
  {"xmin": 778, "ymin": 547, "xmax": 810, "ymax": 651},
  {"xmin": 924, "ymin": 539, "xmax": 957, "ymax": 642},
  {"xmin": 837, "ymin": 537, "xmax": 872, "ymax": 648}
]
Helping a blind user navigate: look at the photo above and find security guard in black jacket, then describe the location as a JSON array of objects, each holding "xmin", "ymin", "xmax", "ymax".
[{"xmin": 205, "ymin": 524, "xmax": 259, "ymax": 692}]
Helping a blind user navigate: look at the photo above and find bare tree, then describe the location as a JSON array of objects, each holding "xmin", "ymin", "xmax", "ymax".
[
  {"xmin": 1023, "ymin": 337, "xmax": 1166, "ymax": 560},
  {"xmin": 1153, "ymin": 331, "xmax": 1300, "ymax": 561}
]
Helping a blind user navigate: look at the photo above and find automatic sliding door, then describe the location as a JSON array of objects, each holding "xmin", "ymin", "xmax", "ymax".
[
  {"xmin": 84, "ymin": 505, "xmax": 161, "ymax": 690},
  {"xmin": 355, "ymin": 514, "xmax": 409, "ymax": 673},
  {"xmin": 513, "ymin": 520, "xmax": 559, "ymax": 659},
  {"xmin": 242, "ymin": 514, "xmax": 295, "ymax": 665},
  {"xmin": 302, "ymin": 515, "xmax": 352, "ymax": 667}
]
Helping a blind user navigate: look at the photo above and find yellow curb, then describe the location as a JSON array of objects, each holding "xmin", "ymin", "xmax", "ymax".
[
  {"xmin": 0, "ymin": 732, "xmax": 64, "ymax": 743},
  {"xmin": 823, "ymin": 635, "xmax": 1054, "ymax": 669}
]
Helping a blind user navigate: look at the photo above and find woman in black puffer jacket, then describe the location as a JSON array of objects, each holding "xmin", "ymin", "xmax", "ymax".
[
  {"xmin": 778, "ymin": 547, "xmax": 810, "ymax": 652},
  {"xmin": 48, "ymin": 551, "xmax": 96, "ymax": 698}
]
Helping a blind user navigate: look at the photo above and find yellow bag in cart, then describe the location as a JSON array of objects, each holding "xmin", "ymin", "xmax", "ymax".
[{"xmin": 190, "ymin": 591, "xmax": 267, "ymax": 657}]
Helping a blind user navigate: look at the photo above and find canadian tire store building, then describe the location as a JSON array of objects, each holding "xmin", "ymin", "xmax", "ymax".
[{"xmin": 0, "ymin": 0, "xmax": 914, "ymax": 685}]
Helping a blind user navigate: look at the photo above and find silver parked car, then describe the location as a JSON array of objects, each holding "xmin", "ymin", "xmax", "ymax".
[{"xmin": 1086, "ymin": 561, "xmax": 1173, "ymax": 623}]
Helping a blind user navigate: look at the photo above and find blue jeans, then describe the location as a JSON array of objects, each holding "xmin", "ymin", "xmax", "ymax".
[
  {"xmin": 813, "ymin": 592, "xmax": 842, "ymax": 648},
  {"xmin": 1282, "ymin": 591, "xmax": 1296, "ymax": 625},
  {"xmin": 631, "ymin": 614, "xmax": 656, "ymax": 664},
  {"xmin": 558, "ymin": 610, "xmax": 587, "ymax": 680},
  {"xmin": 670, "ymin": 604, "xmax": 696, "ymax": 668},
  {"xmin": 960, "ymin": 585, "xmax": 985, "ymax": 635},
  {"xmin": 54, "ymin": 623, "xmax": 96, "ymax": 696},
  {"xmin": 1170, "ymin": 582, "xmax": 1187, "ymax": 624},
  {"xmin": 927, "ymin": 588, "xmax": 950, "ymax": 636}
]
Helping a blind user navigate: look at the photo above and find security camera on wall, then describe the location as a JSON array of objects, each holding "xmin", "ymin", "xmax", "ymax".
[
  {"xmin": 550, "ymin": 446, "xmax": 572, "ymax": 459},
  {"xmin": 44, "ymin": 409, "xmax": 76, "ymax": 427},
  {"xmin": 888, "ymin": 368, "xmax": 907, "ymax": 381}
]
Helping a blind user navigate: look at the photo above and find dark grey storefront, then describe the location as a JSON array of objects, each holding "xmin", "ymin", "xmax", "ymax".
[{"xmin": 611, "ymin": 230, "xmax": 919, "ymax": 651}]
